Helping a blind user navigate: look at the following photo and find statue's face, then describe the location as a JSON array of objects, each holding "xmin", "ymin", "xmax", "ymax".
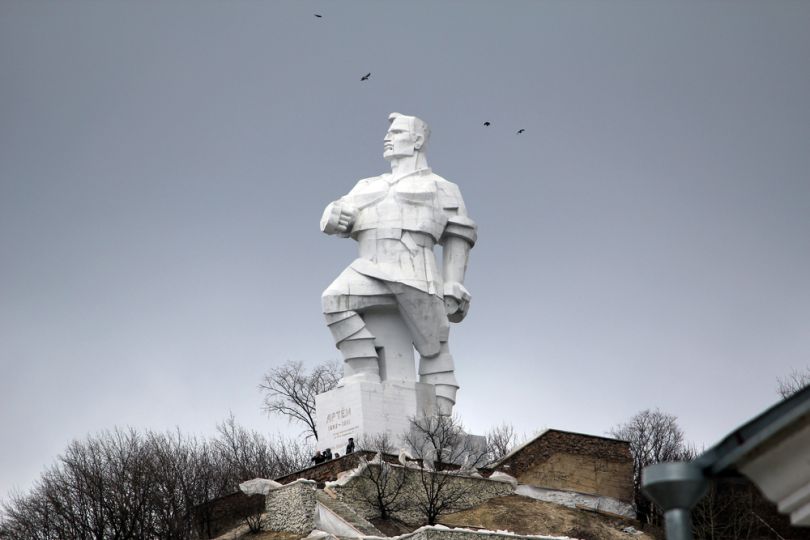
[{"xmin": 383, "ymin": 117, "xmax": 421, "ymax": 161}]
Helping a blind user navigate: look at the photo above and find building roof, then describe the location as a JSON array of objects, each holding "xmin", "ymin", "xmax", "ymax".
[
  {"xmin": 694, "ymin": 383, "xmax": 810, "ymax": 476},
  {"xmin": 492, "ymin": 428, "xmax": 629, "ymax": 468}
]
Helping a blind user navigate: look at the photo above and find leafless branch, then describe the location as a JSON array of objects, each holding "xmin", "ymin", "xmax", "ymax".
[
  {"xmin": 777, "ymin": 367, "xmax": 810, "ymax": 399},
  {"xmin": 351, "ymin": 434, "xmax": 411, "ymax": 521},
  {"xmin": 258, "ymin": 360, "xmax": 341, "ymax": 441},
  {"xmin": 609, "ymin": 408, "xmax": 691, "ymax": 525},
  {"xmin": 404, "ymin": 415, "xmax": 488, "ymax": 525},
  {"xmin": 0, "ymin": 420, "xmax": 311, "ymax": 540},
  {"xmin": 485, "ymin": 422, "xmax": 519, "ymax": 463}
]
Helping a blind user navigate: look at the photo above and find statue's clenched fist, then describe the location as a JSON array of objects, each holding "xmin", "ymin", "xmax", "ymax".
[
  {"xmin": 320, "ymin": 201, "xmax": 357, "ymax": 236},
  {"xmin": 443, "ymin": 281, "xmax": 471, "ymax": 323}
]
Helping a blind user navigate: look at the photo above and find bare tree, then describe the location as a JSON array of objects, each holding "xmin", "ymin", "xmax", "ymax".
[
  {"xmin": 214, "ymin": 414, "xmax": 311, "ymax": 489},
  {"xmin": 243, "ymin": 508, "xmax": 264, "ymax": 534},
  {"xmin": 259, "ymin": 360, "xmax": 341, "ymax": 440},
  {"xmin": 485, "ymin": 422, "xmax": 519, "ymax": 464},
  {"xmin": 144, "ymin": 429, "xmax": 213, "ymax": 539},
  {"xmin": 609, "ymin": 408, "xmax": 693, "ymax": 525},
  {"xmin": 777, "ymin": 367, "xmax": 810, "ymax": 399},
  {"xmin": 405, "ymin": 415, "xmax": 489, "ymax": 525},
  {"xmin": 691, "ymin": 479, "xmax": 759, "ymax": 540},
  {"xmin": 349, "ymin": 434, "xmax": 411, "ymax": 522},
  {"xmin": 0, "ymin": 420, "xmax": 312, "ymax": 540},
  {"xmin": 690, "ymin": 476, "xmax": 809, "ymax": 540}
]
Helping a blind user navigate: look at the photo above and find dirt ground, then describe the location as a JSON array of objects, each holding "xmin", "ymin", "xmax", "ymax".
[
  {"xmin": 215, "ymin": 495, "xmax": 662, "ymax": 540},
  {"xmin": 212, "ymin": 518, "xmax": 301, "ymax": 540},
  {"xmin": 438, "ymin": 495, "xmax": 661, "ymax": 540}
]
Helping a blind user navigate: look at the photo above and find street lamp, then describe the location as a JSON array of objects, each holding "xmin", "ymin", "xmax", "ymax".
[{"xmin": 642, "ymin": 384, "xmax": 810, "ymax": 539}]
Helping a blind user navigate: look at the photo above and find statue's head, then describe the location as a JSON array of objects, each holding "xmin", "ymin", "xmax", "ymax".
[{"xmin": 383, "ymin": 112, "xmax": 430, "ymax": 161}]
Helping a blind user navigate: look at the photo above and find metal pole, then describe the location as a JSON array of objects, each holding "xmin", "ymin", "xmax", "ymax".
[
  {"xmin": 664, "ymin": 508, "xmax": 694, "ymax": 540},
  {"xmin": 642, "ymin": 462, "xmax": 708, "ymax": 540}
]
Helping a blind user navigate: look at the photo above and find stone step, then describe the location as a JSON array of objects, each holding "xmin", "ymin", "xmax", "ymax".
[{"xmin": 316, "ymin": 490, "xmax": 384, "ymax": 536}]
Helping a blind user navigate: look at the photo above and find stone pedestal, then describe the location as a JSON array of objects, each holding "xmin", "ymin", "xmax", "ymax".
[{"xmin": 315, "ymin": 380, "xmax": 437, "ymax": 454}]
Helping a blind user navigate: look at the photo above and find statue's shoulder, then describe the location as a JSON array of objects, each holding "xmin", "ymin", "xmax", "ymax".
[
  {"xmin": 424, "ymin": 170, "xmax": 448, "ymax": 182},
  {"xmin": 344, "ymin": 174, "xmax": 390, "ymax": 209},
  {"xmin": 347, "ymin": 174, "xmax": 388, "ymax": 193},
  {"xmin": 360, "ymin": 173, "xmax": 388, "ymax": 183},
  {"xmin": 431, "ymin": 174, "xmax": 464, "ymax": 205},
  {"xmin": 354, "ymin": 174, "xmax": 383, "ymax": 185},
  {"xmin": 427, "ymin": 172, "xmax": 458, "ymax": 189}
]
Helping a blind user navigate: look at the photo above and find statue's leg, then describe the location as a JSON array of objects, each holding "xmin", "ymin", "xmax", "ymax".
[
  {"xmin": 363, "ymin": 307, "xmax": 416, "ymax": 382},
  {"xmin": 325, "ymin": 310, "xmax": 380, "ymax": 384},
  {"xmin": 386, "ymin": 284, "xmax": 458, "ymax": 415},
  {"xmin": 322, "ymin": 267, "xmax": 397, "ymax": 385},
  {"xmin": 419, "ymin": 341, "xmax": 459, "ymax": 416},
  {"xmin": 409, "ymin": 295, "xmax": 458, "ymax": 416}
]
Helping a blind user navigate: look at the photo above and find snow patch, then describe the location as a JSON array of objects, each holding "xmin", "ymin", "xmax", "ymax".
[
  {"xmin": 324, "ymin": 461, "xmax": 369, "ymax": 488},
  {"xmin": 488, "ymin": 471, "xmax": 518, "ymax": 486},
  {"xmin": 360, "ymin": 524, "xmax": 570, "ymax": 540},
  {"xmin": 238, "ymin": 478, "xmax": 282, "ymax": 495},
  {"xmin": 514, "ymin": 484, "xmax": 634, "ymax": 519},
  {"xmin": 315, "ymin": 501, "xmax": 365, "ymax": 537}
]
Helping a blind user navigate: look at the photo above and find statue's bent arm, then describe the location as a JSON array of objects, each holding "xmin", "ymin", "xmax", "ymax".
[
  {"xmin": 320, "ymin": 201, "xmax": 355, "ymax": 237},
  {"xmin": 319, "ymin": 179, "xmax": 372, "ymax": 237}
]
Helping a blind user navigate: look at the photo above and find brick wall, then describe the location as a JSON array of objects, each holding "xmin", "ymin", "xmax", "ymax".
[
  {"xmin": 275, "ymin": 451, "xmax": 374, "ymax": 485},
  {"xmin": 275, "ymin": 450, "xmax": 446, "ymax": 485},
  {"xmin": 495, "ymin": 429, "xmax": 633, "ymax": 503},
  {"xmin": 192, "ymin": 491, "xmax": 264, "ymax": 539}
]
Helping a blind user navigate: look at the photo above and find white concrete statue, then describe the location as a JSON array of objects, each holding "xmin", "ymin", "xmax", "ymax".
[{"xmin": 320, "ymin": 112, "xmax": 477, "ymax": 416}]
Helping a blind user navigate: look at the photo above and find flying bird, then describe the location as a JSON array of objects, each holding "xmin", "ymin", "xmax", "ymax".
[
  {"xmin": 361, "ymin": 72, "xmax": 371, "ymax": 81},
  {"xmin": 314, "ymin": 13, "xmax": 322, "ymax": 18},
  {"xmin": 483, "ymin": 121, "xmax": 491, "ymax": 127},
  {"xmin": 517, "ymin": 129, "xmax": 525, "ymax": 134}
]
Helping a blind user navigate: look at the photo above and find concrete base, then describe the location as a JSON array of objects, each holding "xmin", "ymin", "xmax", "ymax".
[
  {"xmin": 457, "ymin": 432, "xmax": 488, "ymax": 465},
  {"xmin": 315, "ymin": 380, "xmax": 437, "ymax": 454}
]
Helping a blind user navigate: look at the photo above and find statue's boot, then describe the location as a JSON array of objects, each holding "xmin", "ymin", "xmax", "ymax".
[
  {"xmin": 419, "ymin": 342, "xmax": 458, "ymax": 415},
  {"xmin": 326, "ymin": 311, "xmax": 380, "ymax": 385}
]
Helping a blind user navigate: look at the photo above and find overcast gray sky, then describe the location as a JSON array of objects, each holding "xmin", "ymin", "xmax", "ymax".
[{"xmin": 2, "ymin": 1, "xmax": 809, "ymax": 498}]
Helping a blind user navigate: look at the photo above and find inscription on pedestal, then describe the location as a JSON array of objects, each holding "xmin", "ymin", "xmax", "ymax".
[
  {"xmin": 325, "ymin": 406, "xmax": 357, "ymax": 440},
  {"xmin": 315, "ymin": 381, "xmax": 437, "ymax": 453}
]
